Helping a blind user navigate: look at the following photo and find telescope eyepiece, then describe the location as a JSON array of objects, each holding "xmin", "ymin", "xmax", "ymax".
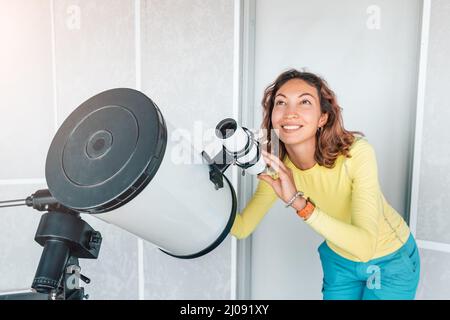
[
  {"xmin": 213, "ymin": 118, "xmax": 269, "ymax": 176},
  {"xmin": 215, "ymin": 118, "xmax": 237, "ymax": 139}
]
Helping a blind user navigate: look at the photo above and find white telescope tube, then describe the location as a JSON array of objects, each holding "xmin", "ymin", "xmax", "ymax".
[
  {"xmin": 97, "ymin": 121, "xmax": 235, "ymax": 257},
  {"xmin": 45, "ymin": 88, "xmax": 237, "ymax": 259}
]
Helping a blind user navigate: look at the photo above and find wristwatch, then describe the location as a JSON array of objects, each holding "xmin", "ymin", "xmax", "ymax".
[{"xmin": 297, "ymin": 197, "xmax": 315, "ymax": 220}]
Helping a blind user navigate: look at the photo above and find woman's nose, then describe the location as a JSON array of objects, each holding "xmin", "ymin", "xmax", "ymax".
[
  {"xmin": 284, "ymin": 113, "xmax": 298, "ymax": 120},
  {"xmin": 283, "ymin": 103, "xmax": 299, "ymax": 118}
]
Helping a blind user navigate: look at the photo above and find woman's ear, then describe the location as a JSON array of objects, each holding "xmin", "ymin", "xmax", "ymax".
[{"xmin": 319, "ymin": 112, "xmax": 328, "ymax": 128}]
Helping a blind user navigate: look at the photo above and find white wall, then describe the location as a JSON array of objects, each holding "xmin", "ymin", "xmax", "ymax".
[
  {"xmin": 412, "ymin": 0, "xmax": 450, "ymax": 300},
  {"xmin": 247, "ymin": 0, "xmax": 422, "ymax": 299},
  {"xmin": 0, "ymin": 0, "xmax": 235, "ymax": 299}
]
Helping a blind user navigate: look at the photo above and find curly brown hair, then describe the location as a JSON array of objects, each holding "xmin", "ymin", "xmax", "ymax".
[{"xmin": 261, "ymin": 69, "xmax": 364, "ymax": 168}]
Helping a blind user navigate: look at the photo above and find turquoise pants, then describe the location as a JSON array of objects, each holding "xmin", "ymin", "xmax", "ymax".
[{"xmin": 318, "ymin": 234, "xmax": 420, "ymax": 300}]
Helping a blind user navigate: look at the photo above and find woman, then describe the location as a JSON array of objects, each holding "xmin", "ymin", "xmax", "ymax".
[{"xmin": 230, "ymin": 69, "xmax": 420, "ymax": 300}]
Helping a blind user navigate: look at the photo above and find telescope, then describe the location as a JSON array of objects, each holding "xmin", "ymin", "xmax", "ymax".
[{"xmin": 0, "ymin": 88, "xmax": 272, "ymax": 300}]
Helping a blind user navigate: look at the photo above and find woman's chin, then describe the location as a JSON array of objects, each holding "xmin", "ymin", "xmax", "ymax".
[{"xmin": 280, "ymin": 134, "xmax": 311, "ymax": 145}]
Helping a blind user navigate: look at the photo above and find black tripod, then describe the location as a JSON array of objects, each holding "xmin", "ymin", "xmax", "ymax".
[{"xmin": 0, "ymin": 190, "xmax": 102, "ymax": 300}]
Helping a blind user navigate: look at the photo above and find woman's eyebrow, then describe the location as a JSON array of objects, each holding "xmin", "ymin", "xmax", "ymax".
[
  {"xmin": 298, "ymin": 93, "xmax": 316, "ymax": 100},
  {"xmin": 275, "ymin": 92, "xmax": 317, "ymax": 101}
]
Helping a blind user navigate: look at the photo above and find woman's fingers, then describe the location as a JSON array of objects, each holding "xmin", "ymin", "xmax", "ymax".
[
  {"xmin": 257, "ymin": 174, "xmax": 281, "ymax": 193},
  {"xmin": 258, "ymin": 172, "xmax": 274, "ymax": 182},
  {"xmin": 262, "ymin": 149, "xmax": 288, "ymax": 170},
  {"xmin": 258, "ymin": 152, "xmax": 298, "ymax": 203},
  {"xmin": 261, "ymin": 149, "xmax": 289, "ymax": 175}
]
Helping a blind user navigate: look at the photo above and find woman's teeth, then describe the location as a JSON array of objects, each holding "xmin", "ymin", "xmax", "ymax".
[{"xmin": 282, "ymin": 125, "xmax": 302, "ymax": 132}]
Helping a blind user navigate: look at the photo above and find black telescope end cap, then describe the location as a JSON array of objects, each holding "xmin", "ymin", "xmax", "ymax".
[
  {"xmin": 215, "ymin": 118, "xmax": 237, "ymax": 139},
  {"xmin": 45, "ymin": 88, "xmax": 167, "ymax": 214}
]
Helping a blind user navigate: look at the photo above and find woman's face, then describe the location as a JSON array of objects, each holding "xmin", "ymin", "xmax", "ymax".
[{"xmin": 271, "ymin": 79, "xmax": 327, "ymax": 146}]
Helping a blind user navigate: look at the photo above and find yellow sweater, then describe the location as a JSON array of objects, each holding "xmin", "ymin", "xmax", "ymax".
[{"xmin": 230, "ymin": 137, "xmax": 410, "ymax": 263}]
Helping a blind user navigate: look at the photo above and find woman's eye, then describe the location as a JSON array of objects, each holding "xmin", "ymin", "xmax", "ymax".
[
  {"xmin": 275, "ymin": 100, "xmax": 286, "ymax": 106},
  {"xmin": 301, "ymin": 99, "xmax": 312, "ymax": 105}
]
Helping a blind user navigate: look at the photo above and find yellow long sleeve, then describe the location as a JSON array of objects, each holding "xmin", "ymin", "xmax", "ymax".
[
  {"xmin": 305, "ymin": 140, "xmax": 381, "ymax": 262},
  {"xmin": 230, "ymin": 178, "xmax": 277, "ymax": 239},
  {"xmin": 230, "ymin": 137, "xmax": 410, "ymax": 262}
]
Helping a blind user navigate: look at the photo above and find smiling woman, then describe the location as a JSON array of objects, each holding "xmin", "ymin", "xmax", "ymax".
[
  {"xmin": 230, "ymin": 69, "xmax": 420, "ymax": 300},
  {"xmin": 262, "ymin": 70, "xmax": 361, "ymax": 169}
]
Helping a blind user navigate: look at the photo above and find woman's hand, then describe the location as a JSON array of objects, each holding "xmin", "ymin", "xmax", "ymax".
[{"xmin": 258, "ymin": 150, "xmax": 306, "ymax": 211}]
